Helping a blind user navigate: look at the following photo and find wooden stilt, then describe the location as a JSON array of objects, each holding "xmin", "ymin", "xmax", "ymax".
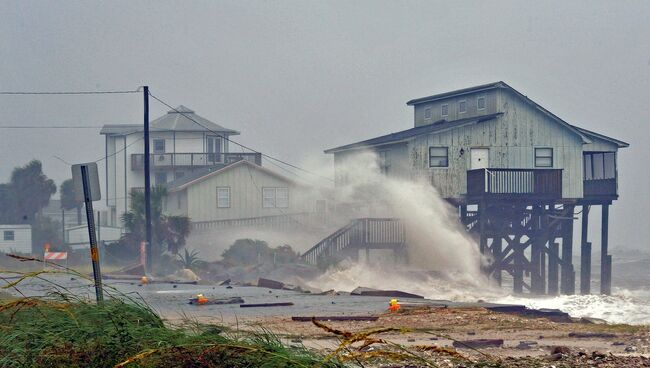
[
  {"xmin": 530, "ymin": 206, "xmax": 544, "ymax": 294},
  {"xmin": 548, "ymin": 242, "xmax": 560, "ymax": 295},
  {"xmin": 513, "ymin": 242, "xmax": 524, "ymax": 294},
  {"xmin": 580, "ymin": 205, "xmax": 591, "ymax": 294},
  {"xmin": 601, "ymin": 204, "xmax": 611, "ymax": 295},
  {"xmin": 479, "ymin": 202, "xmax": 487, "ymax": 255},
  {"xmin": 492, "ymin": 237, "xmax": 502, "ymax": 286},
  {"xmin": 561, "ymin": 205, "xmax": 575, "ymax": 294}
]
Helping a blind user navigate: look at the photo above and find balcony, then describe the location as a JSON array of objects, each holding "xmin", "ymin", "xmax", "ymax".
[
  {"xmin": 131, "ymin": 152, "xmax": 262, "ymax": 170},
  {"xmin": 583, "ymin": 178, "xmax": 617, "ymax": 199},
  {"xmin": 467, "ymin": 168, "xmax": 563, "ymax": 201}
]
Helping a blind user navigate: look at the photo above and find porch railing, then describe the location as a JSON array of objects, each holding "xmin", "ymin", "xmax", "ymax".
[
  {"xmin": 131, "ymin": 152, "xmax": 262, "ymax": 170},
  {"xmin": 467, "ymin": 168, "xmax": 562, "ymax": 199}
]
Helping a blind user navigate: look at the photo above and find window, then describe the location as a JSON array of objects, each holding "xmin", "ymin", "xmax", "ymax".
[
  {"xmin": 458, "ymin": 100, "xmax": 467, "ymax": 114},
  {"xmin": 216, "ymin": 187, "xmax": 230, "ymax": 208},
  {"xmin": 429, "ymin": 147, "xmax": 449, "ymax": 167},
  {"xmin": 584, "ymin": 152, "xmax": 616, "ymax": 180},
  {"xmin": 153, "ymin": 139, "xmax": 165, "ymax": 154},
  {"xmin": 424, "ymin": 107, "xmax": 432, "ymax": 119},
  {"xmin": 263, "ymin": 187, "xmax": 289, "ymax": 208},
  {"xmin": 441, "ymin": 104, "xmax": 449, "ymax": 117},
  {"xmin": 3, "ymin": 231, "xmax": 14, "ymax": 241},
  {"xmin": 378, "ymin": 151, "xmax": 391, "ymax": 175},
  {"xmin": 154, "ymin": 172, "xmax": 167, "ymax": 186},
  {"xmin": 477, "ymin": 96, "xmax": 486, "ymax": 110},
  {"xmin": 535, "ymin": 148, "xmax": 553, "ymax": 167}
]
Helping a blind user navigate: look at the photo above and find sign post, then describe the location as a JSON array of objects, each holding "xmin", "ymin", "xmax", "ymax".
[{"xmin": 72, "ymin": 162, "xmax": 104, "ymax": 303}]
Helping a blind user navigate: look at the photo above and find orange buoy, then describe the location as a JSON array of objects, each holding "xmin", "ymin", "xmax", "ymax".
[
  {"xmin": 388, "ymin": 298, "xmax": 400, "ymax": 312},
  {"xmin": 140, "ymin": 276, "xmax": 149, "ymax": 285}
]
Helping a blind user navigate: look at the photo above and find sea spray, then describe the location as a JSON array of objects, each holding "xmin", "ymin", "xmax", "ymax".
[{"xmin": 331, "ymin": 151, "xmax": 487, "ymax": 281}]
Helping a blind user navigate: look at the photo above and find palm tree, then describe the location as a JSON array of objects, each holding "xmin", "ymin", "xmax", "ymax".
[{"xmin": 120, "ymin": 186, "xmax": 190, "ymax": 256}]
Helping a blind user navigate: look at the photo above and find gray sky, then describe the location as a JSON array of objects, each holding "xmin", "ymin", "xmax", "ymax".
[{"xmin": 1, "ymin": 0, "xmax": 648, "ymax": 249}]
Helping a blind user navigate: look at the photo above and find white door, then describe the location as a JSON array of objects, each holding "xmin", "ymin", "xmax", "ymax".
[{"xmin": 470, "ymin": 148, "xmax": 489, "ymax": 170}]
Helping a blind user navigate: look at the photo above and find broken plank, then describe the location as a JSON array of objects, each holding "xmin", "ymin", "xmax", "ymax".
[
  {"xmin": 291, "ymin": 316, "xmax": 379, "ymax": 322},
  {"xmin": 240, "ymin": 302, "xmax": 294, "ymax": 308}
]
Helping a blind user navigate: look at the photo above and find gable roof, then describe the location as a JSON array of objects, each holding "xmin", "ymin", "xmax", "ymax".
[
  {"xmin": 165, "ymin": 160, "xmax": 297, "ymax": 192},
  {"xmin": 325, "ymin": 113, "xmax": 502, "ymax": 153},
  {"xmin": 572, "ymin": 126, "xmax": 629, "ymax": 148},
  {"xmin": 100, "ymin": 105, "xmax": 240, "ymax": 136},
  {"xmin": 407, "ymin": 81, "xmax": 594, "ymax": 144}
]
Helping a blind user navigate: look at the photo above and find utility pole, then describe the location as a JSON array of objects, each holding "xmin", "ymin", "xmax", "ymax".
[{"xmin": 143, "ymin": 86, "xmax": 153, "ymax": 274}]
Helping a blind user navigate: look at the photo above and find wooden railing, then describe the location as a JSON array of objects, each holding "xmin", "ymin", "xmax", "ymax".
[
  {"xmin": 467, "ymin": 168, "xmax": 562, "ymax": 199},
  {"xmin": 583, "ymin": 178, "xmax": 617, "ymax": 198},
  {"xmin": 301, "ymin": 218, "xmax": 405, "ymax": 265},
  {"xmin": 131, "ymin": 152, "xmax": 262, "ymax": 170}
]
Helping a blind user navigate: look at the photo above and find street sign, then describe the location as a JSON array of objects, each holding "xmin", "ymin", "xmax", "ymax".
[{"xmin": 71, "ymin": 163, "xmax": 101, "ymax": 202}]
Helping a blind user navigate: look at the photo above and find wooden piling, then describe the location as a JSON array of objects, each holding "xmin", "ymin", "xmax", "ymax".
[
  {"xmin": 580, "ymin": 205, "xmax": 591, "ymax": 294},
  {"xmin": 548, "ymin": 242, "xmax": 560, "ymax": 295},
  {"xmin": 600, "ymin": 204, "xmax": 611, "ymax": 295},
  {"xmin": 561, "ymin": 205, "xmax": 575, "ymax": 294}
]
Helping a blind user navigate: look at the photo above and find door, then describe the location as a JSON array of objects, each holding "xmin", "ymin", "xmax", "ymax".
[
  {"xmin": 206, "ymin": 136, "xmax": 222, "ymax": 163},
  {"xmin": 470, "ymin": 148, "xmax": 489, "ymax": 170}
]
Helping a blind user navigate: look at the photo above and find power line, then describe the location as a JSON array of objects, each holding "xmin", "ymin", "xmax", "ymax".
[
  {"xmin": 0, "ymin": 89, "xmax": 141, "ymax": 95},
  {"xmin": 148, "ymin": 92, "xmax": 333, "ymax": 182},
  {"xmin": 0, "ymin": 126, "xmax": 104, "ymax": 129}
]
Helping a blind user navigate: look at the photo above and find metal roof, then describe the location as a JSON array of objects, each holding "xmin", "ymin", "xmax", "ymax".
[
  {"xmin": 100, "ymin": 105, "xmax": 240, "ymax": 135},
  {"xmin": 324, "ymin": 113, "xmax": 503, "ymax": 153}
]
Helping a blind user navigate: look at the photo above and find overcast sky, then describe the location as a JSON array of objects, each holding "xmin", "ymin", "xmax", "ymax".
[{"xmin": 1, "ymin": 1, "xmax": 648, "ymax": 249}]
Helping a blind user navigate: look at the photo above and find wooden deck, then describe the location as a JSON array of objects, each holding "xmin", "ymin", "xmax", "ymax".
[{"xmin": 466, "ymin": 168, "xmax": 563, "ymax": 201}]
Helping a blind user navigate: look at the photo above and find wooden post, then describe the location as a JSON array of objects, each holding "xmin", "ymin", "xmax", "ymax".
[
  {"xmin": 600, "ymin": 204, "xmax": 611, "ymax": 295},
  {"xmin": 530, "ymin": 207, "xmax": 543, "ymax": 294},
  {"xmin": 513, "ymin": 242, "xmax": 524, "ymax": 294},
  {"xmin": 548, "ymin": 242, "xmax": 560, "ymax": 295},
  {"xmin": 479, "ymin": 202, "xmax": 487, "ymax": 255},
  {"xmin": 580, "ymin": 205, "xmax": 591, "ymax": 294},
  {"xmin": 561, "ymin": 205, "xmax": 575, "ymax": 294},
  {"xmin": 492, "ymin": 237, "xmax": 502, "ymax": 286}
]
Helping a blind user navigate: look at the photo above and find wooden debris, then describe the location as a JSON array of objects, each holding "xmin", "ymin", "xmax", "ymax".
[
  {"xmin": 240, "ymin": 302, "xmax": 294, "ymax": 308},
  {"xmin": 452, "ymin": 339, "xmax": 504, "ymax": 349},
  {"xmin": 291, "ymin": 316, "xmax": 379, "ymax": 322}
]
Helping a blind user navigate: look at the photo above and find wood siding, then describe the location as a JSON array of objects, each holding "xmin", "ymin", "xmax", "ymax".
[
  {"xmin": 409, "ymin": 88, "xmax": 585, "ymax": 199},
  {"xmin": 179, "ymin": 164, "xmax": 312, "ymax": 222},
  {"xmin": 414, "ymin": 90, "xmax": 498, "ymax": 127}
]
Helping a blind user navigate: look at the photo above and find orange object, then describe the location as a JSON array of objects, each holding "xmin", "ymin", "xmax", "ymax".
[
  {"xmin": 388, "ymin": 298, "xmax": 401, "ymax": 312},
  {"xmin": 140, "ymin": 276, "xmax": 149, "ymax": 285},
  {"xmin": 196, "ymin": 294, "xmax": 208, "ymax": 305}
]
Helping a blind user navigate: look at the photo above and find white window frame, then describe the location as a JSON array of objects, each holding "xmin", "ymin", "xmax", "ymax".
[
  {"xmin": 441, "ymin": 104, "xmax": 449, "ymax": 117},
  {"xmin": 275, "ymin": 187, "xmax": 289, "ymax": 208},
  {"xmin": 262, "ymin": 187, "xmax": 289, "ymax": 208},
  {"xmin": 216, "ymin": 187, "xmax": 231, "ymax": 208},
  {"xmin": 3, "ymin": 230, "xmax": 14, "ymax": 241},
  {"xmin": 153, "ymin": 139, "xmax": 166, "ymax": 154},
  {"xmin": 429, "ymin": 147, "xmax": 449, "ymax": 168},
  {"xmin": 458, "ymin": 100, "xmax": 467, "ymax": 114},
  {"xmin": 477, "ymin": 96, "xmax": 486, "ymax": 110},
  {"xmin": 424, "ymin": 107, "xmax": 432, "ymax": 119},
  {"xmin": 534, "ymin": 148, "xmax": 553, "ymax": 167}
]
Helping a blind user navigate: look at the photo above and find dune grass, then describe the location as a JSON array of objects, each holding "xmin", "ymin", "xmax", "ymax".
[{"xmin": 0, "ymin": 294, "xmax": 346, "ymax": 368}]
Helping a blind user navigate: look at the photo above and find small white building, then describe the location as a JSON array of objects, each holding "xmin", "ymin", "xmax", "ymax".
[
  {"xmin": 65, "ymin": 225, "xmax": 123, "ymax": 250},
  {"xmin": 0, "ymin": 224, "xmax": 32, "ymax": 254},
  {"xmin": 164, "ymin": 160, "xmax": 316, "ymax": 222}
]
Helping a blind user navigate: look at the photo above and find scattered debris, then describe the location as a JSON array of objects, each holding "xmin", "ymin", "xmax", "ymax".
[
  {"xmin": 219, "ymin": 278, "xmax": 231, "ymax": 286},
  {"xmin": 257, "ymin": 278, "xmax": 285, "ymax": 290},
  {"xmin": 612, "ymin": 341, "xmax": 625, "ymax": 346},
  {"xmin": 240, "ymin": 302, "xmax": 294, "ymax": 308},
  {"xmin": 580, "ymin": 316, "xmax": 608, "ymax": 324},
  {"xmin": 188, "ymin": 296, "xmax": 244, "ymax": 305},
  {"xmin": 350, "ymin": 286, "xmax": 424, "ymax": 299},
  {"xmin": 551, "ymin": 346, "xmax": 571, "ymax": 355},
  {"xmin": 291, "ymin": 316, "xmax": 379, "ymax": 322},
  {"xmin": 452, "ymin": 339, "xmax": 503, "ymax": 349},
  {"xmin": 625, "ymin": 346, "xmax": 638, "ymax": 352},
  {"xmin": 516, "ymin": 340, "xmax": 538, "ymax": 350},
  {"xmin": 568, "ymin": 332, "xmax": 617, "ymax": 338}
]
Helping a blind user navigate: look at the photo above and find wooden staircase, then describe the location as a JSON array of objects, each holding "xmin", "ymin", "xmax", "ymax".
[{"xmin": 301, "ymin": 218, "xmax": 405, "ymax": 265}]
